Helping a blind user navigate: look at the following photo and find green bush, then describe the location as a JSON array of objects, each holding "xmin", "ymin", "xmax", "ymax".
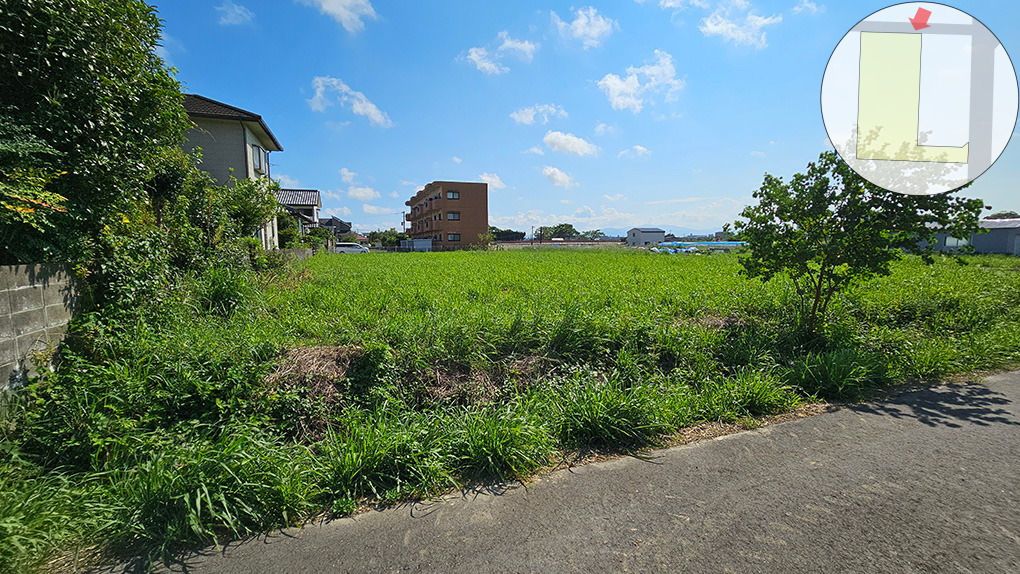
[
  {"xmin": 103, "ymin": 428, "xmax": 320, "ymax": 561},
  {"xmin": 785, "ymin": 348, "xmax": 886, "ymax": 400}
]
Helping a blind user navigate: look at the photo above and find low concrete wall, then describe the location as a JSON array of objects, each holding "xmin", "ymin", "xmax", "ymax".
[
  {"xmin": 279, "ymin": 248, "xmax": 314, "ymax": 261},
  {"xmin": 1, "ymin": 264, "xmax": 76, "ymax": 391}
]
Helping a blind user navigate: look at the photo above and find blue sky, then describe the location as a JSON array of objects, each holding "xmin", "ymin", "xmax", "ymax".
[{"xmin": 152, "ymin": 0, "xmax": 1020, "ymax": 234}]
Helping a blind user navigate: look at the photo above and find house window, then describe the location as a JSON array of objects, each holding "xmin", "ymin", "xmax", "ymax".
[
  {"xmin": 447, "ymin": 212, "xmax": 461, "ymax": 221},
  {"xmin": 251, "ymin": 145, "xmax": 265, "ymax": 173},
  {"xmin": 945, "ymin": 236, "xmax": 970, "ymax": 248},
  {"xmin": 447, "ymin": 233, "xmax": 461, "ymax": 242},
  {"xmin": 447, "ymin": 191, "xmax": 459, "ymax": 199}
]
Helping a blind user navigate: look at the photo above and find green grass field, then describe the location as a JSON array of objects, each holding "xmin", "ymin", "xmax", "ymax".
[{"xmin": 4, "ymin": 249, "xmax": 1020, "ymax": 571}]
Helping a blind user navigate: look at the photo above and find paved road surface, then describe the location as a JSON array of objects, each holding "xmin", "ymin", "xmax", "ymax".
[{"xmin": 135, "ymin": 372, "xmax": 1020, "ymax": 573}]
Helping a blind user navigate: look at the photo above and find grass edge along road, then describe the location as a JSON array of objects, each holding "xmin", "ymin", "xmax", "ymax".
[{"xmin": 3, "ymin": 249, "xmax": 1020, "ymax": 573}]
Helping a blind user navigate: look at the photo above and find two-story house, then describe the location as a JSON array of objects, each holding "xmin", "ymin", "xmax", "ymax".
[{"xmin": 182, "ymin": 94, "xmax": 284, "ymax": 250}]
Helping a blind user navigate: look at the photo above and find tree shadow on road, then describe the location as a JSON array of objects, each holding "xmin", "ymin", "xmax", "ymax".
[{"xmin": 850, "ymin": 383, "xmax": 1020, "ymax": 429}]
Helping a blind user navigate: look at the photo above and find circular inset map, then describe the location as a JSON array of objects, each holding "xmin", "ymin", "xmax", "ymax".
[{"xmin": 821, "ymin": 2, "xmax": 1018, "ymax": 195}]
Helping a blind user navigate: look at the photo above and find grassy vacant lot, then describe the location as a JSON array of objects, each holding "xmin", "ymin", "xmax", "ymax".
[{"xmin": 3, "ymin": 249, "xmax": 1020, "ymax": 571}]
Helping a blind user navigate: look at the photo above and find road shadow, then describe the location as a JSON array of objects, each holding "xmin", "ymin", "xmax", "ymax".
[{"xmin": 850, "ymin": 383, "xmax": 1020, "ymax": 429}]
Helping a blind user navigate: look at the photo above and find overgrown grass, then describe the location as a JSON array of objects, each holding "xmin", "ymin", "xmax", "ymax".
[{"xmin": 3, "ymin": 250, "xmax": 1019, "ymax": 572}]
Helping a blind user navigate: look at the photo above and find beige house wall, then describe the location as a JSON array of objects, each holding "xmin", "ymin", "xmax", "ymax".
[{"xmin": 183, "ymin": 118, "xmax": 247, "ymax": 185}]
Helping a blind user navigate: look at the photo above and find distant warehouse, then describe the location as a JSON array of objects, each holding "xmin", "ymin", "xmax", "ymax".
[
  {"xmin": 627, "ymin": 227, "xmax": 666, "ymax": 246},
  {"xmin": 930, "ymin": 219, "xmax": 1020, "ymax": 256}
]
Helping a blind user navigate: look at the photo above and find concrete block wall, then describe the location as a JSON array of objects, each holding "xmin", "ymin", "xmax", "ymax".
[{"xmin": 0, "ymin": 265, "xmax": 76, "ymax": 391}]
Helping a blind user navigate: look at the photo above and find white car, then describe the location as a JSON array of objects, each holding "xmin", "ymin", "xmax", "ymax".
[{"xmin": 334, "ymin": 242, "xmax": 370, "ymax": 254}]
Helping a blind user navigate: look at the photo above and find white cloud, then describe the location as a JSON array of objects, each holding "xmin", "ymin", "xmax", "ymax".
[
  {"xmin": 619, "ymin": 145, "xmax": 652, "ymax": 157},
  {"xmin": 497, "ymin": 31, "xmax": 538, "ymax": 61},
  {"xmin": 645, "ymin": 197, "xmax": 709, "ymax": 204},
  {"xmin": 216, "ymin": 1, "xmax": 254, "ymax": 25},
  {"xmin": 362, "ymin": 204, "xmax": 396, "ymax": 214},
  {"xmin": 594, "ymin": 123, "xmax": 616, "ymax": 136},
  {"xmin": 297, "ymin": 0, "xmax": 378, "ymax": 34},
  {"xmin": 597, "ymin": 50, "xmax": 685, "ymax": 113},
  {"xmin": 750, "ymin": 150, "xmax": 766, "ymax": 158},
  {"xmin": 560, "ymin": 199, "xmax": 572, "ymax": 204},
  {"xmin": 308, "ymin": 76, "xmax": 394, "ymax": 128},
  {"xmin": 653, "ymin": 0, "xmax": 710, "ymax": 9},
  {"xmin": 552, "ymin": 7, "xmax": 617, "ymax": 49},
  {"xmin": 543, "ymin": 131, "xmax": 599, "ymax": 156},
  {"xmin": 347, "ymin": 185, "xmax": 380, "ymax": 201},
  {"xmin": 452, "ymin": 156, "xmax": 463, "ymax": 164},
  {"xmin": 699, "ymin": 2, "xmax": 782, "ymax": 49},
  {"xmin": 389, "ymin": 191, "xmax": 400, "ymax": 198},
  {"xmin": 510, "ymin": 104, "xmax": 567, "ymax": 125},
  {"xmin": 542, "ymin": 166, "xmax": 577, "ymax": 188},
  {"xmin": 274, "ymin": 174, "xmax": 301, "ymax": 188},
  {"xmin": 792, "ymin": 0, "xmax": 824, "ymax": 15},
  {"xmin": 339, "ymin": 167, "xmax": 357, "ymax": 184},
  {"xmin": 523, "ymin": 146, "xmax": 545, "ymax": 155},
  {"xmin": 156, "ymin": 32, "xmax": 184, "ymax": 65},
  {"xmin": 321, "ymin": 206, "xmax": 353, "ymax": 217},
  {"xmin": 602, "ymin": 193, "xmax": 627, "ymax": 201},
  {"xmin": 479, "ymin": 173, "xmax": 507, "ymax": 189},
  {"xmin": 466, "ymin": 31, "xmax": 539, "ymax": 75},
  {"xmin": 466, "ymin": 47, "xmax": 508, "ymax": 75}
]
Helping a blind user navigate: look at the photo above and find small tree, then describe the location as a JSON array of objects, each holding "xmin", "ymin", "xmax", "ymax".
[{"xmin": 734, "ymin": 151, "xmax": 986, "ymax": 333}]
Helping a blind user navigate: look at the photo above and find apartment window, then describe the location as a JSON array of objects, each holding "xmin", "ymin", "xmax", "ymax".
[
  {"xmin": 447, "ymin": 233, "xmax": 461, "ymax": 242},
  {"xmin": 251, "ymin": 145, "xmax": 265, "ymax": 173},
  {"xmin": 446, "ymin": 190, "xmax": 459, "ymax": 199},
  {"xmin": 447, "ymin": 212, "xmax": 460, "ymax": 221}
]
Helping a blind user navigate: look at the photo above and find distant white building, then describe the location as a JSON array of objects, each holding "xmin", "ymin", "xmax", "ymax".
[{"xmin": 627, "ymin": 227, "xmax": 666, "ymax": 246}]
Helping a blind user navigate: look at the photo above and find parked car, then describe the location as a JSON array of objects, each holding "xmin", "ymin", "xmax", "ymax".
[{"xmin": 334, "ymin": 242, "xmax": 370, "ymax": 254}]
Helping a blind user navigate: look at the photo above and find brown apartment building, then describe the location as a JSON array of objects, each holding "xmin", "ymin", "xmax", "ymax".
[{"xmin": 405, "ymin": 181, "xmax": 488, "ymax": 247}]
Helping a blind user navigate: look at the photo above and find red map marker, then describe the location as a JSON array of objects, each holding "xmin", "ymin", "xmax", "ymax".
[{"xmin": 909, "ymin": 7, "xmax": 931, "ymax": 30}]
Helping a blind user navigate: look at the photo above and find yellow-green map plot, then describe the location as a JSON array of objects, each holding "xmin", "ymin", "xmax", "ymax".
[{"xmin": 857, "ymin": 32, "xmax": 969, "ymax": 163}]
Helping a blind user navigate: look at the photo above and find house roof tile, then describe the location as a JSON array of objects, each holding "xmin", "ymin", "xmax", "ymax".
[
  {"xmin": 276, "ymin": 188, "xmax": 322, "ymax": 208},
  {"xmin": 183, "ymin": 94, "xmax": 283, "ymax": 151}
]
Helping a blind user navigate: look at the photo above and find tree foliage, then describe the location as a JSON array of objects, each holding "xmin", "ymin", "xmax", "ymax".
[
  {"xmin": 0, "ymin": 0, "xmax": 190, "ymax": 263},
  {"xmin": 536, "ymin": 223, "xmax": 580, "ymax": 240},
  {"xmin": 985, "ymin": 210, "xmax": 1020, "ymax": 220},
  {"xmin": 367, "ymin": 228, "xmax": 408, "ymax": 247},
  {"xmin": 489, "ymin": 226, "xmax": 525, "ymax": 241},
  {"xmin": 734, "ymin": 151, "xmax": 986, "ymax": 333}
]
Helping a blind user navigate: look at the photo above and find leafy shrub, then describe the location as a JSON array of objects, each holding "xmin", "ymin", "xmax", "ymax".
[
  {"xmin": 444, "ymin": 405, "xmax": 554, "ymax": 482},
  {"xmin": 316, "ymin": 412, "xmax": 451, "ymax": 504},
  {"xmin": 785, "ymin": 348, "xmax": 885, "ymax": 400},
  {"xmin": 0, "ymin": 467, "xmax": 108, "ymax": 574},
  {"xmin": 897, "ymin": 338, "xmax": 959, "ymax": 379},
  {"xmin": 546, "ymin": 376, "xmax": 664, "ymax": 449},
  {"xmin": 194, "ymin": 266, "xmax": 252, "ymax": 318},
  {"xmin": 103, "ymin": 428, "xmax": 320, "ymax": 561}
]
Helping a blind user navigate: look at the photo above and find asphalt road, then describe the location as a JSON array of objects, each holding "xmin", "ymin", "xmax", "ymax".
[{"xmin": 135, "ymin": 372, "xmax": 1020, "ymax": 573}]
